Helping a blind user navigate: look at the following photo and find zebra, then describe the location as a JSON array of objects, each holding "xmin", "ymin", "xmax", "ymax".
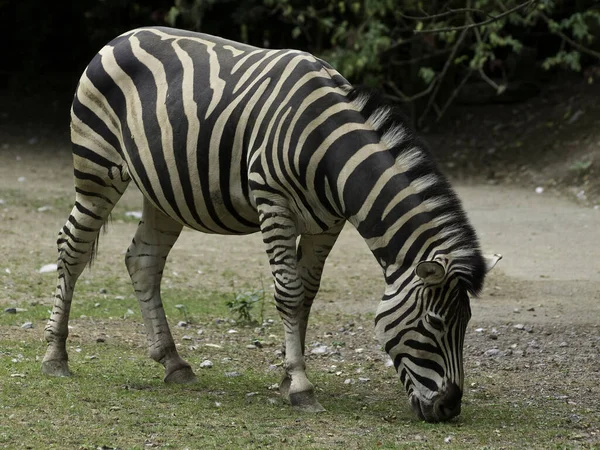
[{"xmin": 42, "ymin": 26, "xmax": 501, "ymax": 422}]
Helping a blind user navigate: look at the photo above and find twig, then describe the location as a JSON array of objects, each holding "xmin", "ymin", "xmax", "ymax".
[
  {"xmin": 401, "ymin": 8, "xmax": 494, "ymax": 21},
  {"xmin": 389, "ymin": 48, "xmax": 453, "ymax": 67},
  {"xmin": 417, "ymin": 26, "xmax": 469, "ymax": 127},
  {"xmin": 413, "ymin": 0, "xmax": 536, "ymax": 34},
  {"xmin": 538, "ymin": 11, "xmax": 600, "ymax": 60},
  {"xmin": 435, "ymin": 70, "xmax": 473, "ymax": 123},
  {"xmin": 385, "ymin": 79, "xmax": 436, "ymax": 103},
  {"xmin": 471, "ymin": 17, "xmax": 505, "ymax": 93}
]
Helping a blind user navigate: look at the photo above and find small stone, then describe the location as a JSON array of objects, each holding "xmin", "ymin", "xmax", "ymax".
[
  {"xmin": 252, "ymin": 340, "xmax": 263, "ymax": 349},
  {"xmin": 4, "ymin": 307, "xmax": 16, "ymax": 314},
  {"xmin": 38, "ymin": 263, "xmax": 57, "ymax": 274},
  {"xmin": 246, "ymin": 392, "xmax": 259, "ymax": 397},
  {"xmin": 513, "ymin": 324, "xmax": 525, "ymax": 330},
  {"xmin": 17, "ymin": 176, "xmax": 26, "ymax": 182},
  {"xmin": 245, "ymin": 344, "xmax": 257, "ymax": 349},
  {"xmin": 125, "ymin": 211, "xmax": 143, "ymax": 219},
  {"xmin": 4, "ymin": 267, "xmax": 10, "ymax": 273},
  {"xmin": 227, "ymin": 329, "xmax": 238, "ymax": 334},
  {"xmin": 268, "ymin": 383, "xmax": 279, "ymax": 390},
  {"xmin": 475, "ymin": 328, "xmax": 485, "ymax": 332},
  {"xmin": 214, "ymin": 402, "xmax": 222, "ymax": 408},
  {"xmin": 99, "ymin": 288, "xmax": 108, "ymax": 294},
  {"xmin": 488, "ymin": 334, "xmax": 498, "ymax": 340},
  {"xmin": 205, "ymin": 343, "xmax": 222, "ymax": 348},
  {"xmin": 94, "ymin": 303, "xmax": 101, "ymax": 308},
  {"xmin": 182, "ymin": 335, "xmax": 192, "ymax": 341},
  {"xmin": 535, "ymin": 187, "xmax": 544, "ymax": 194},
  {"xmin": 177, "ymin": 321, "xmax": 188, "ymax": 328},
  {"xmin": 224, "ymin": 371, "xmax": 241, "ymax": 377},
  {"xmin": 358, "ymin": 377, "xmax": 370, "ymax": 383},
  {"xmin": 199, "ymin": 360, "xmax": 213, "ymax": 368},
  {"xmin": 344, "ymin": 378, "xmax": 354, "ymax": 384},
  {"xmin": 354, "ymin": 348, "xmax": 364, "ymax": 353},
  {"xmin": 21, "ymin": 322, "xmax": 33, "ymax": 329},
  {"xmin": 86, "ymin": 355, "xmax": 98, "ymax": 360},
  {"xmin": 510, "ymin": 343, "xmax": 518, "ymax": 349},
  {"xmin": 310, "ymin": 345, "xmax": 328, "ymax": 355},
  {"xmin": 484, "ymin": 349, "xmax": 501, "ymax": 357},
  {"xmin": 559, "ymin": 341, "xmax": 568, "ymax": 347},
  {"xmin": 527, "ymin": 307, "xmax": 535, "ymax": 312},
  {"xmin": 36, "ymin": 205, "xmax": 52, "ymax": 212},
  {"xmin": 96, "ymin": 337, "xmax": 106, "ymax": 343},
  {"xmin": 513, "ymin": 308, "xmax": 520, "ymax": 313},
  {"xmin": 10, "ymin": 373, "xmax": 26, "ymax": 378},
  {"xmin": 444, "ymin": 436, "xmax": 453, "ymax": 443}
]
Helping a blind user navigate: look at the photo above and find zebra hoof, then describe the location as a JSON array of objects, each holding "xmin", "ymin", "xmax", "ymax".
[
  {"xmin": 289, "ymin": 391, "xmax": 326, "ymax": 413},
  {"xmin": 41, "ymin": 360, "xmax": 72, "ymax": 377},
  {"xmin": 164, "ymin": 366, "xmax": 198, "ymax": 384},
  {"xmin": 280, "ymin": 375, "xmax": 326, "ymax": 412}
]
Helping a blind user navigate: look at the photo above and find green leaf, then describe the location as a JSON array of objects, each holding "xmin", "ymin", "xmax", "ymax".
[{"xmin": 418, "ymin": 67, "xmax": 436, "ymax": 85}]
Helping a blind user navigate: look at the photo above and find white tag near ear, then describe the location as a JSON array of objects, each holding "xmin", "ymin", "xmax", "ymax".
[
  {"xmin": 483, "ymin": 253, "xmax": 502, "ymax": 273},
  {"xmin": 416, "ymin": 260, "xmax": 446, "ymax": 285}
]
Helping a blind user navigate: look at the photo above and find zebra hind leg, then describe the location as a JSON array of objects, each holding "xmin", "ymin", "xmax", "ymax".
[
  {"xmin": 125, "ymin": 198, "xmax": 197, "ymax": 384},
  {"xmin": 42, "ymin": 163, "xmax": 130, "ymax": 376}
]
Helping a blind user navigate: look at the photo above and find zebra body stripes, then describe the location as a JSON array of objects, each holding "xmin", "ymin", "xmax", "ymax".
[{"xmin": 42, "ymin": 26, "xmax": 500, "ymax": 422}]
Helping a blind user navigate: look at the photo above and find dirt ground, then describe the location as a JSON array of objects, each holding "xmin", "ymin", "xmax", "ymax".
[{"xmin": 1, "ymin": 80, "xmax": 599, "ymax": 444}]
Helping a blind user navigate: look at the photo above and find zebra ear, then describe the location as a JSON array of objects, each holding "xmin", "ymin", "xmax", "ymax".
[
  {"xmin": 416, "ymin": 259, "xmax": 446, "ymax": 285},
  {"xmin": 483, "ymin": 253, "xmax": 502, "ymax": 273}
]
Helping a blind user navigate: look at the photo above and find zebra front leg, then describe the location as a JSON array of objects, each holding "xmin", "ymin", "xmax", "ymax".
[
  {"xmin": 259, "ymin": 208, "xmax": 324, "ymax": 412},
  {"xmin": 125, "ymin": 199, "xmax": 197, "ymax": 384},
  {"xmin": 296, "ymin": 224, "xmax": 343, "ymax": 352}
]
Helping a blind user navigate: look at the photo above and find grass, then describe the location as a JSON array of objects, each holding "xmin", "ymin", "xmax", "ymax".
[{"xmin": 1, "ymin": 331, "xmax": 597, "ymax": 449}]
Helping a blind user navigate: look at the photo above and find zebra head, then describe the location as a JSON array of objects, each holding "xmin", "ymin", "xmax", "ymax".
[{"xmin": 376, "ymin": 253, "xmax": 501, "ymax": 422}]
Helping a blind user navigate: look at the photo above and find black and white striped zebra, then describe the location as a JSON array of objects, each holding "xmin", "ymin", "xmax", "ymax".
[{"xmin": 42, "ymin": 26, "xmax": 501, "ymax": 422}]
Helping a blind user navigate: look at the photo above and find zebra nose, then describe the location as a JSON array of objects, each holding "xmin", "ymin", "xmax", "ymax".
[{"xmin": 435, "ymin": 382, "xmax": 462, "ymax": 420}]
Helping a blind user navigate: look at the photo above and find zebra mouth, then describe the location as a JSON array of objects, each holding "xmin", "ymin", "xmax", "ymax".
[
  {"xmin": 409, "ymin": 393, "xmax": 459, "ymax": 423},
  {"xmin": 409, "ymin": 393, "xmax": 436, "ymax": 422}
]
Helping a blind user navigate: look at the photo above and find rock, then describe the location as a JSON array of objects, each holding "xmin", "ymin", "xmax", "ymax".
[
  {"xmin": 96, "ymin": 337, "xmax": 106, "ymax": 343},
  {"xmin": 310, "ymin": 345, "xmax": 328, "ymax": 355},
  {"xmin": 252, "ymin": 340, "xmax": 263, "ymax": 348},
  {"xmin": 199, "ymin": 360, "xmax": 213, "ymax": 368},
  {"xmin": 38, "ymin": 263, "xmax": 58, "ymax": 274},
  {"xmin": 513, "ymin": 324, "xmax": 525, "ymax": 330},
  {"xmin": 4, "ymin": 307, "xmax": 16, "ymax": 314},
  {"xmin": 224, "ymin": 371, "xmax": 241, "ymax": 377},
  {"xmin": 36, "ymin": 205, "xmax": 52, "ymax": 212},
  {"xmin": 484, "ymin": 348, "xmax": 501, "ymax": 357},
  {"xmin": 205, "ymin": 343, "xmax": 222, "ymax": 348},
  {"xmin": 488, "ymin": 334, "xmax": 498, "ymax": 340},
  {"xmin": 358, "ymin": 377, "xmax": 370, "ymax": 383},
  {"xmin": 344, "ymin": 378, "xmax": 354, "ymax": 384},
  {"xmin": 527, "ymin": 307, "xmax": 535, "ymax": 312},
  {"xmin": 475, "ymin": 328, "xmax": 485, "ymax": 332},
  {"xmin": 227, "ymin": 329, "xmax": 238, "ymax": 334},
  {"xmin": 559, "ymin": 341, "xmax": 568, "ymax": 347},
  {"xmin": 99, "ymin": 288, "xmax": 108, "ymax": 294},
  {"xmin": 21, "ymin": 322, "xmax": 33, "ymax": 329},
  {"xmin": 182, "ymin": 335, "xmax": 192, "ymax": 341},
  {"xmin": 177, "ymin": 321, "xmax": 188, "ymax": 327},
  {"xmin": 125, "ymin": 211, "xmax": 142, "ymax": 219}
]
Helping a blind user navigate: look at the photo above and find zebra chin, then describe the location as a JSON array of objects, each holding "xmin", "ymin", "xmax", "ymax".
[{"xmin": 408, "ymin": 389, "xmax": 462, "ymax": 423}]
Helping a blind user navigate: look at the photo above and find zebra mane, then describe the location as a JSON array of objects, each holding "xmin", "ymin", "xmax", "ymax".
[{"xmin": 346, "ymin": 87, "xmax": 487, "ymax": 295}]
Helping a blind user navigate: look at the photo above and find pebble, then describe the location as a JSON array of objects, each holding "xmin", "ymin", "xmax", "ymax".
[
  {"xmin": 38, "ymin": 263, "xmax": 57, "ymax": 274},
  {"xmin": 245, "ymin": 344, "xmax": 257, "ymax": 349},
  {"xmin": 177, "ymin": 321, "xmax": 188, "ymax": 328},
  {"xmin": 444, "ymin": 436, "xmax": 453, "ymax": 443},
  {"xmin": 488, "ymin": 334, "xmax": 498, "ymax": 340},
  {"xmin": 358, "ymin": 377, "xmax": 370, "ymax": 383},
  {"xmin": 310, "ymin": 345, "xmax": 328, "ymax": 355},
  {"xmin": 205, "ymin": 343, "xmax": 222, "ymax": 348},
  {"xmin": 125, "ymin": 211, "xmax": 143, "ymax": 219},
  {"xmin": 224, "ymin": 371, "xmax": 241, "ymax": 377},
  {"xmin": 99, "ymin": 288, "xmax": 108, "ymax": 294},
  {"xmin": 96, "ymin": 337, "xmax": 106, "ymax": 343},
  {"xmin": 4, "ymin": 307, "xmax": 16, "ymax": 314},
  {"xmin": 182, "ymin": 335, "xmax": 192, "ymax": 341},
  {"xmin": 484, "ymin": 348, "xmax": 501, "ymax": 357},
  {"xmin": 559, "ymin": 341, "xmax": 568, "ymax": 347},
  {"xmin": 513, "ymin": 324, "xmax": 525, "ymax": 330},
  {"xmin": 252, "ymin": 340, "xmax": 263, "ymax": 348},
  {"xmin": 344, "ymin": 378, "xmax": 354, "ymax": 384},
  {"xmin": 227, "ymin": 329, "xmax": 238, "ymax": 334},
  {"xmin": 475, "ymin": 328, "xmax": 485, "ymax": 332},
  {"xmin": 21, "ymin": 322, "xmax": 33, "ymax": 329},
  {"xmin": 199, "ymin": 360, "xmax": 213, "ymax": 368}
]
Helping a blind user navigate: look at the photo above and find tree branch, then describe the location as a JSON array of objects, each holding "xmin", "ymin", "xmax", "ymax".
[
  {"xmin": 537, "ymin": 11, "xmax": 600, "ymax": 60},
  {"xmin": 413, "ymin": 0, "xmax": 536, "ymax": 34},
  {"xmin": 417, "ymin": 26, "xmax": 470, "ymax": 127},
  {"xmin": 401, "ymin": 8, "xmax": 494, "ymax": 21}
]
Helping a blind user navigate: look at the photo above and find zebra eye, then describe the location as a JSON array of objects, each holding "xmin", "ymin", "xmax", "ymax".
[{"xmin": 426, "ymin": 314, "xmax": 445, "ymax": 331}]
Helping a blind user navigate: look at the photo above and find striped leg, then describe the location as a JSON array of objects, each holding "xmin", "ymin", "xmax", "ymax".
[
  {"xmin": 259, "ymin": 206, "xmax": 324, "ymax": 411},
  {"xmin": 296, "ymin": 224, "xmax": 343, "ymax": 351},
  {"xmin": 42, "ymin": 164, "xmax": 129, "ymax": 376},
  {"xmin": 125, "ymin": 198, "xmax": 197, "ymax": 384}
]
